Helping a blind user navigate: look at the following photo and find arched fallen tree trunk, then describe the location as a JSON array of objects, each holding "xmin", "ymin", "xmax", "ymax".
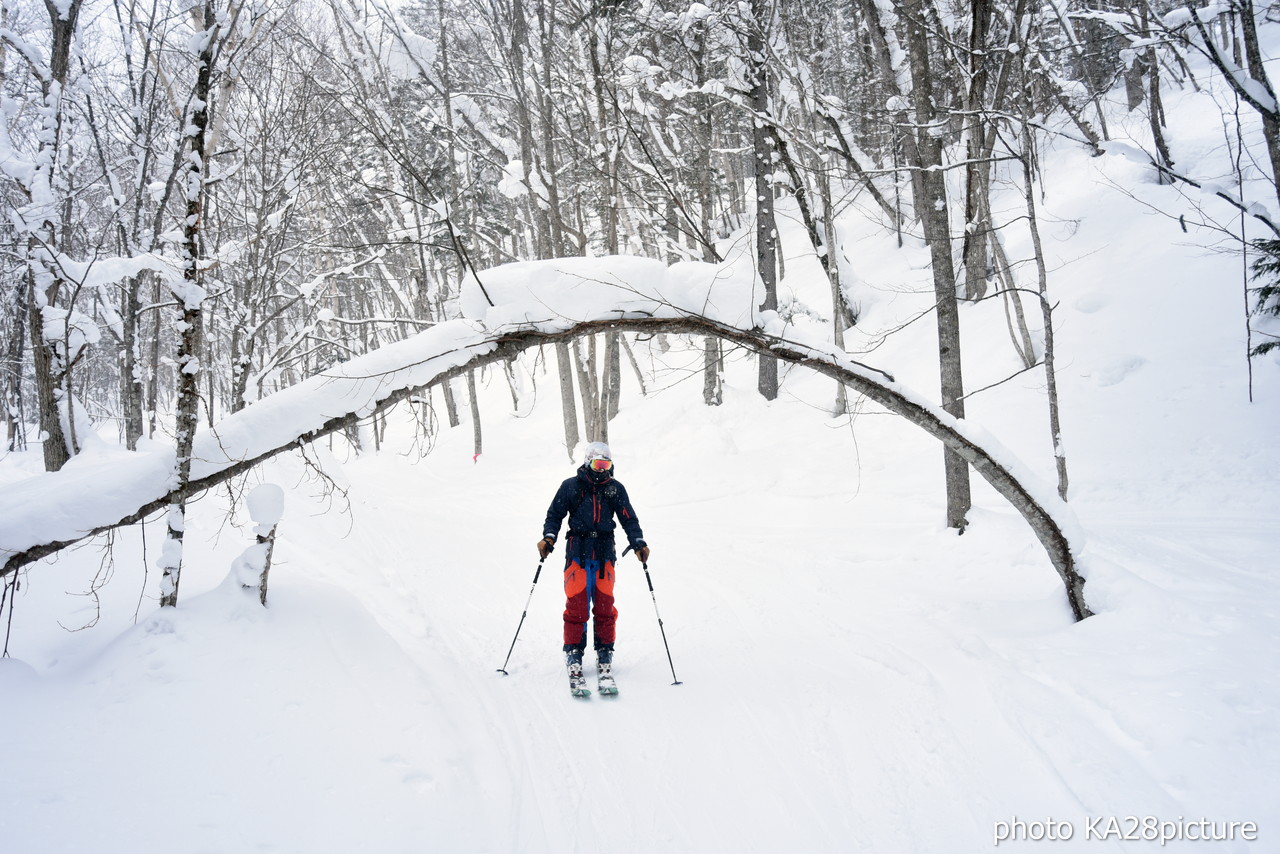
[{"xmin": 1, "ymin": 314, "xmax": 1091, "ymax": 621}]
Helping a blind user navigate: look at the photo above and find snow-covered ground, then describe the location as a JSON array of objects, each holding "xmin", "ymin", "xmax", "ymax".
[{"xmin": 3, "ymin": 77, "xmax": 1280, "ymax": 853}]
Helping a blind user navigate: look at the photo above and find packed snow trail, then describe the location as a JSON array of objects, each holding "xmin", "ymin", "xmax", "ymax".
[{"xmin": 2, "ymin": 359, "xmax": 1276, "ymax": 852}]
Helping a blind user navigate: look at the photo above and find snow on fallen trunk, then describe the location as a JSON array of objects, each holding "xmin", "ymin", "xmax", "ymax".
[
  {"xmin": 0, "ymin": 256, "xmax": 753, "ymax": 559},
  {"xmin": 0, "ymin": 255, "xmax": 1091, "ymax": 620}
]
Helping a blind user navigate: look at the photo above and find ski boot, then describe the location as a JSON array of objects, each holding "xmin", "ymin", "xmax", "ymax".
[
  {"xmin": 565, "ymin": 646, "xmax": 590, "ymax": 697},
  {"xmin": 596, "ymin": 645, "xmax": 618, "ymax": 696}
]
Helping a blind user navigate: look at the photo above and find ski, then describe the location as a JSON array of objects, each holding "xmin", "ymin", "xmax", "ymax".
[
  {"xmin": 568, "ymin": 661, "xmax": 591, "ymax": 698},
  {"xmin": 597, "ymin": 663, "xmax": 618, "ymax": 696}
]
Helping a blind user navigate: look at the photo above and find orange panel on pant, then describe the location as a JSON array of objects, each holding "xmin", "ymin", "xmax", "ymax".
[
  {"xmin": 564, "ymin": 562, "xmax": 587, "ymax": 597},
  {"xmin": 597, "ymin": 561, "xmax": 616, "ymax": 596}
]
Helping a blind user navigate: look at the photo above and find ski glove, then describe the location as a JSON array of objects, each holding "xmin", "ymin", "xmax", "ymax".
[
  {"xmin": 635, "ymin": 545, "xmax": 650, "ymax": 564},
  {"xmin": 537, "ymin": 537, "xmax": 556, "ymax": 559}
]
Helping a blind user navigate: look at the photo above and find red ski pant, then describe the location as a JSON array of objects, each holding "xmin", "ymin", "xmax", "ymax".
[{"xmin": 563, "ymin": 558, "xmax": 616, "ymax": 649}]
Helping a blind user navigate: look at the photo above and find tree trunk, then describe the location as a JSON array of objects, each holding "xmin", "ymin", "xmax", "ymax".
[
  {"xmin": 821, "ymin": 170, "xmax": 851, "ymax": 415},
  {"xmin": 534, "ymin": 0, "xmax": 569, "ymax": 253},
  {"xmin": 27, "ymin": 280, "xmax": 71, "ymax": 472},
  {"xmin": 229, "ymin": 310, "xmax": 253, "ymax": 413},
  {"xmin": 960, "ymin": 0, "xmax": 993, "ymax": 302},
  {"xmin": 239, "ymin": 483, "xmax": 282, "ymax": 607},
  {"xmin": 602, "ymin": 332, "xmax": 621, "ymax": 422},
  {"xmin": 555, "ymin": 342, "xmax": 578, "ymax": 459},
  {"xmin": 254, "ymin": 521, "xmax": 278, "ymax": 607},
  {"xmin": 467, "ymin": 368, "xmax": 482, "ymax": 458},
  {"xmin": 22, "ymin": 1, "xmax": 85, "ymax": 472},
  {"xmin": 0, "ymin": 0, "xmax": 20, "ymax": 452},
  {"xmin": 434, "ymin": 0, "xmax": 464, "ymax": 434},
  {"xmin": 703, "ymin": 337, "xmax": 723, "ymax": 406},
  {"xmin": 589, "ymin": 32, "xmax": 624, "ymax": 427},
  {"xmin": 160, "ymin": 1, "xmax": 217, "ymax": 608},
  {"xmin": 573, "ymin": 336, "xmax": 602, "ymax": 442},
  {"xmin": 2, "ymin": 315, "xmax": 1094, "ymax": 623},
  {"xmin": 442, "ymin": 378, "xmax": 461, "ymax": 428},
  {"xmin": 119, "ymin": 271, "xmax": 146, "ymax": 449},
  {"xmin": 1140, "ymin": 5, "xmax": 1173, "ymax": 184},
  {"xmin": 902, "ymin": 0, "xmax": 971, "ymax": 530},
  {"xmin": 499, "ymin": 359, "xmax": 520, "ymax": 413},
  {"xmin": 1147, "ymin": 47, "xmax": 1173, "ymax": 184},
  {"xmin": 748, "ymin": 0, "xmax": 779, "ymax": 401},
  {"xmin": 691, "ymin": 23, "xmax": 725, "ymax": 405},
  {"xmin": 588, "ymin": 23, "xmax": 619, "ymax": 257},
  {"xmin": 145, "ymin": 271, "xmax": 163, "ymax": 439},
  {"xmin": 1231, "ymin": 0, "xmax": 1280, "ymax": 211},
  {"xmin": 3, "ymin": 272, "xmax": 26, "ymax": 452},
  {"xmin": 1021, "ymin": 123, "xmax": 1070, "ymax": 501},
  {"xmin": 616, "ymin": 334, "xmax": 649, "ymax": 401},
  {"xmin": 989, "ymin": 232, "xmax": 1038, "ymax": 369}
]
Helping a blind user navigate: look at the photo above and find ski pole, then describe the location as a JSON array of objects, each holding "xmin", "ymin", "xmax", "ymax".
[
  {"xmin": 642, "ymin": 560, "xmax": 683, "ymax": 686},
  {"xmin": 497, "ymin": 553, "xmax": 547, "ymax": 675}
]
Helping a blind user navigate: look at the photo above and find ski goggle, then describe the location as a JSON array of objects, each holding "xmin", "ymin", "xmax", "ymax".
[{"xmin": 588, "ymin": 458, "xmax": 613, "ymax": 472}]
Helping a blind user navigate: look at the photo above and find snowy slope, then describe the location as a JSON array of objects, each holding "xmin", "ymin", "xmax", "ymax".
[{"xmin": 3, "ymin": 74, "xmax": 1280, "ymax": 854}]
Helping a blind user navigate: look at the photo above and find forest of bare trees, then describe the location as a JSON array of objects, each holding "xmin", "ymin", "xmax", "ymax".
[{"xmin": 2, "ymin": 0, "xmax": 1277, "ymax": 538}]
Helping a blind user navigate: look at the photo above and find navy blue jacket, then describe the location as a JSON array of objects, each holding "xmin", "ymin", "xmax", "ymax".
[{"xmin": 543, "ymin": 465, "xmax": 645, "ymax": 561}]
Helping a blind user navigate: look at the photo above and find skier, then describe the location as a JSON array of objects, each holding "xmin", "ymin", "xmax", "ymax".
[{"xmin": 537, "ymin": 441, "xmax": 649, "ymax": 696}]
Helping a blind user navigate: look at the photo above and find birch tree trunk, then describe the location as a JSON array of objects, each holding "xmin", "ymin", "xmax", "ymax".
[{"xmin": 160, "ymin": 2, "xmax": 218, "ymax": 608}]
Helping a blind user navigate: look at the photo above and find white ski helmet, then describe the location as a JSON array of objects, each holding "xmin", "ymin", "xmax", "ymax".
[{"xmin": 583, "ymin": 441, "xmax": 612, "ymax": 464}]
